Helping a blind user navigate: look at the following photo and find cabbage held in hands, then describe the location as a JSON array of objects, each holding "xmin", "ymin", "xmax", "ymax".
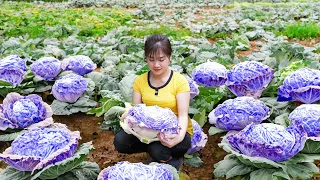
[
  {"xmin": 0, "ymin": 55, "xmax": 27, "ymax": 87},
  {"xmin": 31, "ymin": 57, "xmax": 61, "ymax": 81},
  {"xmin": 0, "ymin": 128, "xmax": 80, "ymax": 172},
  {"xmin": 52, "ymin": 73, "xmax": 88, "ymax": 103},
  {"xmin": 227, "ymin": 123, "xmax": 307, "ymax": 162},
  {"xmin": 97, "ymin": 161, "xmax": 177, "ymax": 180},
  {"xmin": 61, "ymin": 55, "xmax": 97, "ymax": 76},
  {"xmin": 191, "ymin": 62, "xmax": 228, "ymax": 87},
  {"xmin": 208, "ymin": 96, "xmax": 270, "ymax": 131},
  {"xmin": 226, "ymin": 61, "xmax": 274, "ymax": 98},
  {"xmin": 278, "ymin": 68, "xmax": 320, "ymax": 104},
  {"xmin": 184, "ymin": 75, "xmax": 199, "ymax": 99},
  {"xmin": 0, "ymin": 92, "xmax": 53, "ymax": 131},
  {"xmin": 185, "ymin": 119, "xmax": 208, "ymax": 155},
  {"xmin": 289, "ymin": 104, "xmax": 320, "ymax": 137},
  {"xmin": 120, "ymin": 104, "xmax": 179, "ymax": 144}
]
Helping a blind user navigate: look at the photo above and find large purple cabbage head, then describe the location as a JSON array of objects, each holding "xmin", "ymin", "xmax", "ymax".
[
  {"xmin": 226, "ymin": 61, "xmax": 274, "ymax": 98},
  {"xmin": 0, "ymin": 128, "xmax": 80, "ymax": 172},
  {"xmin": 289, "ymin": 104, "xmax": 320, "ymax": 137},
  {"xmin": 52, "ymin": 73, "xmax": 88, "ymax": 103},
  {"xmin": 277, "ymin": 68, "xmax": 320, "ymax": 104},
  {"xmin": 0, "ymin": 92, "xmax": 53, "ymax": 131},
  {"xmin": 121, "ymin": 104, "xmax": 179, "ymax": 144},
  {"xmin": 97, "ymin": 161, "xmax": 174, "ymax": 180},
  {"xmin": 191, "ymin": 62, "xmax": 228, "ymax": 87},
  {"xmin": 227, "ymin": 123, "xmax": 307, "ymax": 162},
  {"xmin": 184, "ymin": 75, "xmax": 199, "ymax": 99},
  {"xmin": 185, "ymin": 119, "xmax": 208, "ymax": 155},
  {"xmin": 61, "ymin": 55, "xmax": 97, "ymax": 76},
  {"xmin": 0, "ymin": 55, "xmax": 27, "ymax": 87},
  {"xmin": 31, "ymin": 57, "xmax": 62, "ymax": 81},
  {"xmin": 208, "ymin": 96, "xmax": 270, "ymax": 130}
]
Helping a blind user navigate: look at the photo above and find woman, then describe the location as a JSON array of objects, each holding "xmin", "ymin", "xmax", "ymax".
[{"xmin": 113, "ymin": 34, "xmax": 193, "ymax": 170}]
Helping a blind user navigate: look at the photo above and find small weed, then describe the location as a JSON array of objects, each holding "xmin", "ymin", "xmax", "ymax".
[{"xmin": 283, "ymin": 22, "xmax": 320, "ymax": 39}]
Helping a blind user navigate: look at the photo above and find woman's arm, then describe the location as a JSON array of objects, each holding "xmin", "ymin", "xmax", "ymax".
[
  {"xmin": 176, "ymin": 91, "xmax": 190, "ymax": 138},
  {"xmin": 132, "ymin": 90, "xmax": 142, "ymax": 104}
]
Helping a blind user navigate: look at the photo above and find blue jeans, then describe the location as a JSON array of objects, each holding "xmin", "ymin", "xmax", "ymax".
[{"xmin": 113, "ymin": 129, "xmax": 192, "ymax": 162}]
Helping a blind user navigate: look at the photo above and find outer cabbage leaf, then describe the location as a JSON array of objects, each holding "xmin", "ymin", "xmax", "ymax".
[
  {"xmin": 191, "ymin": 61, "xmax": 228, "ymax": 87},
  {"xmin": 0, "ymin": 55, "xmax": 27, "ymax": 87},
  {"xmin": 51, "ymin": 95, "xmax": 97, "ymax": 115},
  {"xmin": 31, "ymin": 57, "xmax": 61, "ymax": 81},
  {"xmin": 52, "ymin": 73, "xmax": 88, "ymax": 103},
  {"xmin": 185, "ymin": 119, "xmax": 208, "ymax": 155},
  {"xmin": 184, "ymin": 75, "xmax": 199, "ymax": 99},
  {"xmin": 288, "ymin": 104, "xmax": 320, "ymax": 137},
  {"xmin": 97, "ymin": 161, "xmax": 176, "ymax": 180},
  {"xmin": 0, "ymin": 128, "xmax": 80, "ymax": 172},
  {"xmin": 278, "ymin": 68, "xmax": 320, "ymax": 104},
  {"xmin": 0, "ymin": 92, "xmax": 53, "ymax": 131},
  {"xmin": 208, "ymin": 96, "xmax": 270, "ymax": 130},
  {"xmin": 226, "ymin": 61, "xmax": 274, "ymax": 98},
  {"xmin": 227, "ymin": 123, "xmax": 307, "ymax": 162},
  {"xmin": 61, "ymin": 55, "xmax": 97, "ymax": 76},
  {"xmin": 120, "ymin": 104, "xmax": 179, "ymax": 144},
  {"xmin": 118, "ymin": 74, "xmax": 138, "ymax": 103}
]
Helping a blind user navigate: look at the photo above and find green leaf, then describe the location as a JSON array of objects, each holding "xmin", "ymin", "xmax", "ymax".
[
  {"xmin": 208, "ymin": 126, "xmax": 226, "ymax": 136},
  {"xmin": 0, "ymin": 130, "xmax": 27, "ymax": 142},
  {"xmin": 0, "ymin": 80, "xmax": 13, "ymax": 86},
  {"xmin": 88, "ymin": 98, "xmax": 124, "ymax": 117},
  {"xmin": 301, "ymin": 139, "xmax": 320, "ymax": 154},
  {"xmin": 226, "ymin": 164, "xmax": 256, "ymax": 179},
  {"xmin": 69, "ymin": 161, "xmax": 100, "ymax": 180},
  {"xmin": 56, "ymin": 172, "xmax": 78, "ymax": 180},
  {"xmin": 0, "ymin": 167, "xmax": 32, "ymax": 180},
  {"xmin": 193, "ymin": 109, "xmax": 206, "ymax": 127},
  {"xmin": 100, "ymin": 106, "xmax": 125, "ymax": 133},
  {"xmin": 31, "ymin": 142, "xmax": 94, "ymax": 180},
  {"xmin": 183, "ymin": 153, "xmax": 203, "ymax": 168},
  {"xmin": 214, "ymin": 155, "xmax": 242, "ymax": 177},
  {"xmin": 285, "ymin": 163, "xmax": 317, "ymax": 179},
  {"xmin": 250, "ymin": 169, "xmax": 286, "ymax": 180}
]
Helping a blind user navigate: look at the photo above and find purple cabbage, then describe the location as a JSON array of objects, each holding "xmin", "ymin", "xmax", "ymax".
[
  {"xmin": 191, "ymin": 62, "xmax": 228, "ymax": 87},
  {"xmin": 208, "ymin": 96, "xmax": 270, "ymax": 130},
  {"xmin": 61, "ymin": 55, "xmax": 97, "ymax": 76},
  {"xmin": 184, "ymin": 75, "xmax": 199, "ymax": 99},
  {"xmin": 52, "ymin": 73, "xmax": 88, "ymax": 103},
  {"xmin": 289, "ymin": 104, "xmax": 320, "ymax": 137},
  {"xmin": 97, "ymin": 161, "xmax": 174, "ymax": 180},
  {"xmin": 185, "ymin": 119, "xmax": 208, "ymax": 155},
  {"xmin": 226, "ymin": 61, "xmax": 274, "ymax": 98},
  {"xmin": 278, "ymin": 68, "xmax": 320, "ymax": 104},
  {"xmin": 0, "ymin": 128, "xmax": 80, "ymax": 172},
  {"xmin": 0, "ymin": 55, "xmax": 27, "ymax": 87},
  {"xmin": 0, "ymin": 92, "xmax": 53, "ymax": 131},
  {"xmin": 31, "ymin": 57, "xmax": 61, "ymax": 81},
  {"xmin": 227, "ymin": 123, "xmax": 307, "ymax": 162}
]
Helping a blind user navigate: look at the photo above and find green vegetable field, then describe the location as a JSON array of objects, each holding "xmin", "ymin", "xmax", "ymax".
[{"xmin": 0, "ymin": 0, "xmax": 320, "ymax": 179}]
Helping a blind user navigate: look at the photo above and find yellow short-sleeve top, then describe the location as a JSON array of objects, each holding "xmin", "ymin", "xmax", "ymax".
[{"xmin": 133, "ymin": 70, "xmax": 193, "ymax": 135}]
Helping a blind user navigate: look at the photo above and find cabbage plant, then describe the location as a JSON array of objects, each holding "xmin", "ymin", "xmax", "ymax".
[
  {"xmin": 120, "ymin": 104, "xmax": 179, "ymax": 144},
  {"xmin": 61, "ymin": 55, "xmax": 97, "ymax": 76},
  {"xmin": 226, "ymin": 61, "xmax": 274, "ymax": 98},
  {"xmin": 191, "ymin": 61, "xmax": 228, "ymax": 87},
  {"xmin": 289, "ymin": 104, "xmax": 320, "ymax": 137},
  {"xmin": 0, "ymin": 55, "xmax": 27, "ymax": 87},
  {"xmin": 227, "ymin": 123, "xmax": 306, "ymax": 162},
  {"xmin": 278, "ymin": 68, "xmax": 320, "ymax": 104},
  {"xmin": 208, "ymin": 96, "xmax": 270, "ymax": 131},
  {"xmin": 0, "ymin": 126, "xmax": 100, "ymax": 180},
  {"xmin": 184, "ymin": 75, "xmax": 199, "ymax": 99},
  {"xmin": 97, "ymin": 161, "xmax": 179, "ymax": 180},
  {"xmin": 31, "ymin": 57, "xmax": 61, "ymax": 81},
  {"xmin": 0, "ymin": 92, "xmax": 53, "ymax": 131},
  {"xmin": 185, "ymin": 119, "xmax": 208, "ymax": 155},
  {"xmin": 52, "ymin": 73, "xmax": 88, "ymax": 103}
]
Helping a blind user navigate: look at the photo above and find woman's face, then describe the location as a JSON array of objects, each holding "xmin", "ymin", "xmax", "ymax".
[{"xmin": 146, "ymin": 50, "xmax": 171, "ymax": 76}]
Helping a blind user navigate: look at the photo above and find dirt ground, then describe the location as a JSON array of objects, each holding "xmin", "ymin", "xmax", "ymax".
[{"xmin": 52, "ymin": 113, "xmax": 226, "ymax": 180}]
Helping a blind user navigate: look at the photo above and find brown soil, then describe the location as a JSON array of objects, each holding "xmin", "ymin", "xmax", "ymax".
[
  {"xmin": 53, "ymin": 113, "xmax": 225, "ymax": 180},
  {"xmin": 288, "ymin": 38, "xmax": 320, "ymax": 47},
  {"xmin": 237, "ymin": 39, "xmax": 265, "ymax": 57}
]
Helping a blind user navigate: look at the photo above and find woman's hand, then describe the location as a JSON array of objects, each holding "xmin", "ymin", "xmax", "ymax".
[
  {"xmin": 158, "ymin": 132, "xmax": 184, "ymax": 148},
  {"xmin": 120, "ymin": 109, "xmax": 129, "ymax": 120}
]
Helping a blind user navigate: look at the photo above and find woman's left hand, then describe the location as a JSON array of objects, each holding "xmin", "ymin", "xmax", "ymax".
[{"xmin": 158, "ymin": 133, "xmax": 183, "ymax": 148}]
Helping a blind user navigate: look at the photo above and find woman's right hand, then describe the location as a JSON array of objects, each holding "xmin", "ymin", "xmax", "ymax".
[{"xmin": 120, "ymin": 107, "xmax": 131, "ymax": 120}]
